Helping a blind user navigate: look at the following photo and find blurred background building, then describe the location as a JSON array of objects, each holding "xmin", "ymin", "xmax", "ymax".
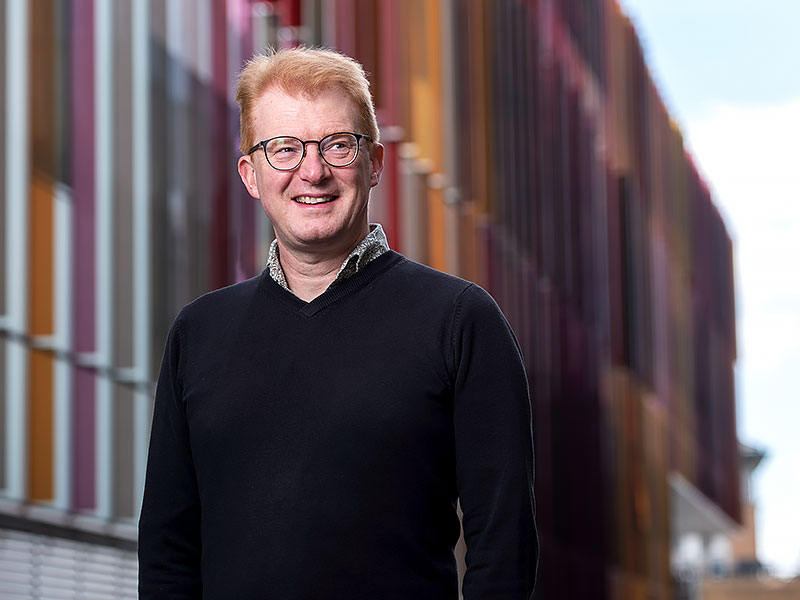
[{"xmin": 1, "ymin": 0, "xmax": 742, "ymax": 598}]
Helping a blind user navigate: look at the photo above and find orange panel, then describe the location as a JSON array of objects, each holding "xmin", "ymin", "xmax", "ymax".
[
  {"xmin": 30, "ymin": 176, "xmax": 54, "ymax": 335},
  {"xmin": 28, "ymin": 175, "xmax": 55, "ymax": 501},
  {"xmin": 458, "ymin": 202, "xmax": 477, "ymax": 282},
  {"xmin": 427, "ymin": 187, "xmax": 445, "ymax": 270},
  {"xmin": 29, "ymin": 348, "xmax": 54, "ymax": 501},
  {"xmin": 427, "ymin": 8, "xmax": 449, "ymax": 272}
]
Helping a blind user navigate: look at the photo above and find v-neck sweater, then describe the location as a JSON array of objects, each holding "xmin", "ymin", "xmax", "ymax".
[{"xmin": 138, "ymin": 250, "xmax": 538, "ymax": 599}]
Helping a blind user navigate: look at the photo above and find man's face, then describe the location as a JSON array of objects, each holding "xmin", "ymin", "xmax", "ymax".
[{"xmin": 238, "ymin": 87, "xmax": 384, "ymax": 258}]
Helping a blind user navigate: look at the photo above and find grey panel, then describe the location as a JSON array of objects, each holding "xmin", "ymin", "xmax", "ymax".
[
  {"xmin": 166, "ymin": 40, "xmax": 192, "ymax": 312},
  {"xmin": 187, "ymin": 73, "xmax": 212, "ymax": 300},
  {"xmin": 0, "ymin": 339, "xmax": 5, "ymax": 488},
  {"xmin": 148, "ymin": 37, "xmax": 171, "ymax": 379},
  {"xmin": 113, "ymin": 0, "xmax": 135, "ymax": 369},
  {"xmin": 0, "ymin": 0, "xmax": 6, "ymax": 317},
  {"xmin": 113, "ymin": 383, "xmax": 134, "ymax": 519}
]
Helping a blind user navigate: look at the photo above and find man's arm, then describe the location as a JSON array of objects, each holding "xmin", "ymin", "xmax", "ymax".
[
  {"xmin": 451, "ymin": 285, "xmax": 539, "ymax": 599},
  {"xmin": 138, "ymin": 315, "xmax": 203, "ymax": 598}
]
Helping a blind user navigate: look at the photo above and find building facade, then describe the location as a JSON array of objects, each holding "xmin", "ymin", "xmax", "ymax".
[{"xmin": 1, "ymin": 1, "xmax": 739, "ymax": 598}]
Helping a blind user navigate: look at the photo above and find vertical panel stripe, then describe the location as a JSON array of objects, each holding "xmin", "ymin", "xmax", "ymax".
[
  {"xmin": 70, "ymin": 0, "xmax": 97, "ymax": 511},
  {"xmin": 197, "ymin": 0, "xmax": 212, "ymax": 83},
  {"xmin": 439, "ymin": 0, "xmax": 459, "ymax": 276},
  {"xmin": 28, "ymin": 177, "xmax": 55, "ymax": 501},
  {"xmin": 4, "ymin": 0, "xmax": 30, "ymax": 502},
  {"xmin": 94, "ymin": 0, "xmax": 114, "ymax": 518},
  {"xmin": 28, "ymin": 0, "xmax": 58, "ymax": 503},
  {"xmin": 54, "ymin": 183, "xmax": 73, "ymax": 510},
  {"xmin": 210, "ymin": 0, "xmax": 230, "ymax": 288},
  {"xmin": 0, "ymin": 0, "xmax": 6, "ymax": 319},
  {"xmin": 132, "ymin": 0, "xmax": 151, "ymax": 515},
  {"xmin": 111, "ymin": 0, "xmax": 134, "ymax": 518}
]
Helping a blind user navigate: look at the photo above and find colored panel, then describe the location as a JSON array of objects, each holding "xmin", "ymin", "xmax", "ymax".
[
  {"xmin": 353, "ymin": 0, "xmax": 379, "ymax": 98},
  {"xmin": 113, "ymin": 0, "xmax": 135, "ymax": 370},
  {"xmin": 72, "ymin": 367, "xmax": 96, "ymax": 509},
  {"xmin": 165, "ymin": 32, "xmax": 192, "ymax": 310},
  {"xmin": 0, "ymin": 0, "xmax": 5, "ymax": 318},
  {"xmin": 28, "ymin": 176, "xmax": 55, "ymax": 501},
  {"xmin": 30, "ymin": 0, "xmax": 57, "ymax": 181},
  {"xmin": 28, "ymin": 348, "xmax": 54, "ymax": 500},
  {"xmin": 70, "ymin": 0, "xmax": 96, "ymax": 355},
  {"xmin": 54, "ymin": 0, "xmax": 71, "ymax": 185},
  {"xmin": 210, "ymin": 0, "xmax": 231, "ymax": 289},
  {"xmin": 70, "ymin": 0, "xmax": 96, "ymax": 511},
  {"xmin": 113, "ymin": 383, "xmax": 135, "ymax": 518},
  {"xmin": 189, "ymin": 72, "xmax": 213, "ymax": 290},
  {"xmin": 148, "ymin": 18, "xmax": 171, "ymax": 379},
  {"xmin": 0, "ymin": 339, "xmax": 5, "ymax": 488},
  {"xmin": 333, "ymin": 0, "xmax": 357, "ymax": 57},
  {"xmin": 376, "ymin": 1, "xmax": 402, "ymax": 249},
  {"xmin": 402, "ymin": 0, "xmax": 443, "ymax": 270}
]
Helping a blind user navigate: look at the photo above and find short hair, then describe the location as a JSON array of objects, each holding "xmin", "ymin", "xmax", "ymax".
[{"xmin": 235, "ymin": 47, "xmax": 379, "ymax": 155}]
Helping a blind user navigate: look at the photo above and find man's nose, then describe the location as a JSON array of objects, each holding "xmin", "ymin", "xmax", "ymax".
[{"xmin": 297, "ymin": 143, "xmax": 330, "ymax": 182}]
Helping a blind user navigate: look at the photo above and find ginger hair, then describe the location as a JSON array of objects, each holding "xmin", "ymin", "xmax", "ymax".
[{"xmin": 235, "ymin": 46, "xmax": 379, "ymax": 155}]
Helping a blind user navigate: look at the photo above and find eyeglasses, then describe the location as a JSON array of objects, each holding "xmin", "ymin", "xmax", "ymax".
[{"xmin": 247, "ymin": 132, "xmax": 373, "ymax": 171}]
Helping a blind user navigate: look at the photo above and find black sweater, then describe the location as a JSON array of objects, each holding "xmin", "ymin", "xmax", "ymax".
[{"xmin": 138, "ymin": 251, "xmax": 538, "ymax": 599}]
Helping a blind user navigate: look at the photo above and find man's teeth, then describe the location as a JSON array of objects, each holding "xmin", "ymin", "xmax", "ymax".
[{"xmin": 295, "ymin": 195, "xmax": 334, "ymax": 205}]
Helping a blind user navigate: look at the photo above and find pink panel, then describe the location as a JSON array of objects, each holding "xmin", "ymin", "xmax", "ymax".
[{"xmin": 69, "ymin": 0, "xmax": 96, "ymax": 511}]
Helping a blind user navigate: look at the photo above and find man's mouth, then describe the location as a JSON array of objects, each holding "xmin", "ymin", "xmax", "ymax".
[{"xmin": 294, "ymin": 195, "xmax": 336, "ymax": 205}]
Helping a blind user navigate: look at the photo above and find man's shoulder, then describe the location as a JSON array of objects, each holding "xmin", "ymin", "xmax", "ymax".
[
  {"xmin": 178, "ymin": 271, "xmax": 266, "ymax": 322},
  {"xmin": 390, "ymin": 253, "xmax": 506, "ymax": 317},
  {"xmin": 388, "ymin": 253, "xmax": 475, "ymax": 298}
]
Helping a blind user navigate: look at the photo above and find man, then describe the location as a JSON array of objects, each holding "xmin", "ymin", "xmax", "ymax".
[{"xmin": 139, "ymin": 47, "xmax": 538, "ymax": 599}]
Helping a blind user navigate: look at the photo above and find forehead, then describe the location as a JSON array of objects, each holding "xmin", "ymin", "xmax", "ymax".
[{"xmin": 251, "ymin": 86, "xmax": 360, "ymax": 138}]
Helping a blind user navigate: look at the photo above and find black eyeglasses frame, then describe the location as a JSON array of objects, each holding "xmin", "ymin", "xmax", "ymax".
[{"xmin": 246, "ymin": 132, "xmax": 374, "ymax": 171}]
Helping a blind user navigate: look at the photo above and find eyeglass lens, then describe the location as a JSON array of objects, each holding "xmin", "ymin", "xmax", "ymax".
[{"xmin": 265, "ymin": 133, "xmax": 360, "ymax": 169}]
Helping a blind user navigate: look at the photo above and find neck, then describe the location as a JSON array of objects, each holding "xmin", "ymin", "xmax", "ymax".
[
  {"xmin": 275, "ymin": 222, "xmax": 372, "ymax": 301},
  {"xmin": 278, "ymin": 247, "xmax": 350, "ymax": 302}
]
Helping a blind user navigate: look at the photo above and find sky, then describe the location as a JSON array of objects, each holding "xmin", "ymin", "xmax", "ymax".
[{"xmin": 617, "ymin": 0, "xmax": 800, "ymax": 578}]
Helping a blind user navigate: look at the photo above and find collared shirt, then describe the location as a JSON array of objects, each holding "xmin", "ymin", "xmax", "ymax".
[{"xmin": 266, "ymin": 223, "xmax": 390, "ymax": 294}]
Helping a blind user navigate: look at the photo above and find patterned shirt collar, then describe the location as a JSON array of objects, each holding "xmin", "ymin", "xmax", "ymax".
[{"xmin": 266, "ymin": 223, "xmax": 390, "ymax": 294}]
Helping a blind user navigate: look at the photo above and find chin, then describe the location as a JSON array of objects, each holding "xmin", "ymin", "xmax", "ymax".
[{"xmin": 293, "ymin": 228, "xmax": 349, "ymax": 247}]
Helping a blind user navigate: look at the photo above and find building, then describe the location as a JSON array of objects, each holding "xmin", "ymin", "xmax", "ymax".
[
  {"xmin": 729, "ymin": 443, "xmax": 767, "ymax": 574},
  {"xmin": 671, "ymin": 443, "xmax": 766, "ymax": 599},
  {"xmin": 689, "ymin": 443, "xmax": 800, "ymax": 600},
  {"xmin": 1, "ymin": 1, "xmax": 739, "ymax": 598}
]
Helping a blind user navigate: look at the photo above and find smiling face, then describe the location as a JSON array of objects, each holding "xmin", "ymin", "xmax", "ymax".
[{"xmin": 238, "ymin": 87, "xmax": 384, "ymax": 260}]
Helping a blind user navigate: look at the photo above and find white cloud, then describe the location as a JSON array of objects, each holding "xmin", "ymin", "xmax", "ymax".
[{"xmin": 686, "ymin": 98, "xmax": 800, "ymax": 577}]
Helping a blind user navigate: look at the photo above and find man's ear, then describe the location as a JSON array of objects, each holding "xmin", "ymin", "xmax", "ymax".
[
  {"xmin": 369, "ymin": 143, "xmax": 385, "ymax": 188},
  {"xmin": 238, "ymin": 155, "xmax": 260, "ymax": 199}
]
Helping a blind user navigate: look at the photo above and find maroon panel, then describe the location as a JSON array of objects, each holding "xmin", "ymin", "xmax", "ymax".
[
  {"xmin": 69, "ymin": 0, "xmax": 96, "ymax": 510},
  {"xmin": 276, "ymin": 0, "xmax": 301, "ymax": 27},
  {"xmin": 210, "ymin": 0, "xmax": 231, "ymax": 289},
  {"xmin": 236, "ymin": 0, "xmax": 257, "ymax": 281},
  {"xmin": 72, "ymin": 368, "xmax": 96, "ymax": 509},
  {"xmin": 605, "ymin": 170, "xmax": 624, "ymax": 365},
  {"xmin": 334, "ymin": 0, "xmax": 357, "ymax": 58}
]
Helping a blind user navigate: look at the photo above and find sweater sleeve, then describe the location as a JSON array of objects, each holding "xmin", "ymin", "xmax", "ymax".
[
  {"xmin": 451, "ymin": 284, "xmax": 538, "ymax": 599},
  {"xmin": 138, "ymin": 314, "xmax": 203, "ymax": 599}
]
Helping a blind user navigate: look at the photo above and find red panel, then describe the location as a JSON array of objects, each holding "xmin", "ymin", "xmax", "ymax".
[{"xmin": 211, "ymin": 0, "xmax": 231, "ymax": 288}]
